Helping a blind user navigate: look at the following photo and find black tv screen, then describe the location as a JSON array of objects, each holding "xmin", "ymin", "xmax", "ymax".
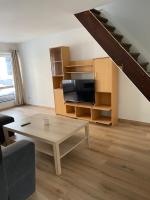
[{"xmin": 62, "ymin": 79, "xmax": 95, "ymax": 104}]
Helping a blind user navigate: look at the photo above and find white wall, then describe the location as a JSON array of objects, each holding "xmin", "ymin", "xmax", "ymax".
[
  {"xmin": 0, "ymin": 42, "xmax": 18, "ymax": 110},
  {"xmin": 99, "ymin": 0, "xmax": 150, "ymax": 72},
  {"xmin": 18, "ymin": 27, "xmax": 150, "ymax": 123},
  {"xmin": 98, "ymin": 0, "xmax": 150, "ymax": 122},
  {"xmin": 18, "ymin": 28, "xmax": 107, "ymax": 108}
]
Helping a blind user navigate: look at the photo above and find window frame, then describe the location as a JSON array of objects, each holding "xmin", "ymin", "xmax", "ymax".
[{"xmin": 0, "ymin": 52, "xmax": 15, "ymax": 103}]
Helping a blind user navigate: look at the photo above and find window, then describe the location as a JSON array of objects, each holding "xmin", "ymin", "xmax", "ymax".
[{"xmin": 0, "ymin": 53, "xmax": 15, "ymax": 103}]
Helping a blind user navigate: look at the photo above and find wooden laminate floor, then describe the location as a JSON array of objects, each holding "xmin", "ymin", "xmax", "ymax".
[{"xmin": 1, "ymin": 106, "xmax": 150, "ymax": 200}]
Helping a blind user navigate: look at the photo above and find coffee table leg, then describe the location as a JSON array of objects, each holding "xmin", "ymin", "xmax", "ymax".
[
  {"xmin": 3, "ymin": 128, "xmax": 9, "ymax": 146},
  {"xmin": 85, "ymin": 124, "xmax": 90, "ymax": 148},
  {"xmin": 53, "ymin": 143, "xmax": 61, "ymax": 175}
]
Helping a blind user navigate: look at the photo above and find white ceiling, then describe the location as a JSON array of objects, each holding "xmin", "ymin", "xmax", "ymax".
[{"xmin": 0, "ymin": 0, "xmax": 111, "ymax": 43}]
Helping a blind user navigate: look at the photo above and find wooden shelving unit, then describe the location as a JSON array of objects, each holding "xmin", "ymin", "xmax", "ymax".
[
  {"xmin": 50, "ymin": 46, "xmax": 70, "ymax": 87},
  {"xmin": 50, "ymin": 47, "xmax": 70, "ymax": 115},
  {"xmin": 94, "ymin": 58, "xmax": 118, "ymax": 125},
  {"xmin": 64, "ymin": 64, "xmax": 93, "ymax": 73},
  {"xmin": 66, "ymin": 105, "xmax": 76, "ymax": 117},
  {"xmin": 65, "ymin": 72, "xmax": 93, "ymax": 74},
  {"xmin": 50, "ymin": 47, "xmax": 118, "ymax": 126},
  {"xmin": 92, "ymin": 117, "xmax": 112, "ymax": 125},
  {"xmin": 64, "ymin": 59, "xmax": 94, "ymax": 80},
  {"xmin": 92, "ymin": 109, "xmax": 112, "ymax": 125},
  {"xmin": 52, "ymin": 76, "xmax": 63, "ymax": 89},
  {"xmin": 93, "ymin": 105, "xmax": 111, "ymax": 111},
  {"xmin": 64, "ymin": 103, "xmax": 112, "ymax": 125},
  {"xmin": 76, "ymin": 107, "xmax": 92, "ymax": 121}
]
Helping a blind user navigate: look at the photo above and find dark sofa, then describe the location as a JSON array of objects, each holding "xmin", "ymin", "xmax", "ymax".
[
  {"xmin": 0, "ymin": 114, "xmax": 15, "ymax": 144},
  {"xmin": 0, "ymin": 140, "xmax": 35, "ymax": 200}
]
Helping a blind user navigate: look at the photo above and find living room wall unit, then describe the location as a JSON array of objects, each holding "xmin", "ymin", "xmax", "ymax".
[{"xmin": 50, "ymin": 46, "xmax": 118, "ymax": 126}]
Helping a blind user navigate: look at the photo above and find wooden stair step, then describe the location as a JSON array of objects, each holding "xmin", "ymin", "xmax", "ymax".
[
  {"xmin": 112, "ymin": 33, "xmax": 123, "ymax": 42},
  {"xmin": 140, "ymin": 62, "xmax": 149, "ymax": 70},
  {"xmin": 145, "ymin": 71, "xmax": 150, "ymax": 76},
  {"xmin": 99, "ymin": 16, "xmax": 108, "ymax": 23},
  {"xmin": 90, "ymin": 9, "xmax": 101, "ymax": 15},
  {"xmin": 147, "ymin": 71, "xmax": 150, "ymax": 75},
  {"xmin": 94, "ymin": 14, "xmax": 108, "ymax": 23},
  {"xmin": 121, "ymin": 43, "xmax": 132, "ymax": 51},
  {"xmin": 104, "ymin": 24, "xmax": 116, "ymax": 32},
  {"xmin": 130, "ymin": 53, "xmax": 140, "ymax": 60}
]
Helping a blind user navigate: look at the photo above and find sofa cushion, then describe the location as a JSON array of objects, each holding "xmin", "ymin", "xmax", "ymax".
[
  {"xmin": 0, "ymin": 114, "xmax": 15, "ymax": 144},
  {"xmin": 0, "ymin": 145, "xmax": 2, "ymax": 163},
  {"xmin": 0, "ymin": 145, "xmax": 8, "ymax": 200},
  {"xmin": 0, "ymin": 114, "xmax": 14, "ymax": 124}
]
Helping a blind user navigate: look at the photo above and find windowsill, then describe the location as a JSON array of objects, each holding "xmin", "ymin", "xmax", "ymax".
[
  {"xmin": 0, "ymin": 98, "xmax": 15, "ymax": 104},
  {"xmin": 0, "ymin": 100, "xmax": 15, "ymax": 111}
]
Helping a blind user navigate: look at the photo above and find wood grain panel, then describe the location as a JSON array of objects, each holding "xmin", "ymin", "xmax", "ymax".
[
  {"xmin": 54, "ymin": 89, "xmax": 66, "ymax": 115},
  {"xmin": 94, "ymin": 58, "xmax": 112, "ymax": 92}
]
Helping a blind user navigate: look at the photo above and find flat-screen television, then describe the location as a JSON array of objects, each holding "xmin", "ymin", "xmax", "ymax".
[{"xmin": 62, "ymin": 79, "xmax": 95, "ymax": 104}]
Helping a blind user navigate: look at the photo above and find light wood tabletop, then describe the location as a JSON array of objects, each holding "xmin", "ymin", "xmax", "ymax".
[{"xmin": 3, "ymin": 113, "xmax": 89, "ymax": 175}]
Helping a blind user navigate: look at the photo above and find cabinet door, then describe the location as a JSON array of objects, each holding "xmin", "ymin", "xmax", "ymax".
[
  {"xmin": 50, "ymin": 47, "xmax": 63, "ymax": 76},
  {"xmin": 94, "ymin": 58, "xmax": 112, "ymax": 92},
  {"xmin": 50, "ymin": 47, "xmax": 61, "ymax": 62},
  {"xmin": 54, "ymin": 89, "xmax": 66, "ymax": 115}
]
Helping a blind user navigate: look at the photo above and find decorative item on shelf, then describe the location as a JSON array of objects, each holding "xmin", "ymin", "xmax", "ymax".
[{"xmin": 43, "ymin": 118, "xmax": 50, "ymax": 126}]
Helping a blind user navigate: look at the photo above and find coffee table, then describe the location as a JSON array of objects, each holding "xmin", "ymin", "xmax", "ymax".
[{"xmin": 3, "ymin": 113, "xmax": 89, "ymax": 175}]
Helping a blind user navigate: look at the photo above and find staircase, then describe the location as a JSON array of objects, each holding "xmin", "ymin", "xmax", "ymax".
[{"xmin": 75, "ymin": 9, "xmax": 150, "ymax": 101}]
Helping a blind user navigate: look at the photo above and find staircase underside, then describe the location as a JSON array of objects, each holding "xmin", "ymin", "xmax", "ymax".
[{"xmin": 75, "ymin": 10, "xmax": 150, "ymax": 101}]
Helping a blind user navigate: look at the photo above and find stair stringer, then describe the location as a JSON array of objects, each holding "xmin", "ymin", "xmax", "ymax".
[{"xmin": 75, "ymin": 10, "xmax": 150, "ymax": 101}]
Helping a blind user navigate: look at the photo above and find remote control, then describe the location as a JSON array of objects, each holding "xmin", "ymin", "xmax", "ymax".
[{"xmin": 21, "ymin": 122, "xmax": 31, "ymax": 127}]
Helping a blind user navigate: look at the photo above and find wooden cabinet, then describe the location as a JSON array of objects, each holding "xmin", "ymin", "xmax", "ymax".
[
  {"xmin": 50, "ymin": 47, "xmax": 118, "ymax": 126},
  {"xmin": 50, "ymin": 47, "xmax": 70, "ymax": 115},
  {"xmin": 54, "ymin": 89, "xmax": 66, "ymax": 115},
  {"xmin": 50, "ymin": 47, "xmax": 70, "ymax": 76},
  {"xmin": 94, "ymin": 57, "xmax": 118, "ymax": 125},
  {"xmin": 94, "ymin": 58, "xmax": 113, "ymax": 92}
]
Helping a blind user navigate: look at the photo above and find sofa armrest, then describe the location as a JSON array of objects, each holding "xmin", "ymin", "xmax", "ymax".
[
  {"xmin": 2, "ymin": 140, "xmax": 35, "ymax": 188},
  {"xmin": 0, "ymin": 146, "xmax": 8, "ymax": 200}
]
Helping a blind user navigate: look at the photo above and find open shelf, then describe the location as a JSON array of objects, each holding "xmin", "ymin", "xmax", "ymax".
[
  {"xmin": 53, "ymin": 75, "xmax": 63, "ymax": 77},
  {"xmin": 53, "ymin": 61, "xmax": 62, "ymax": 63},
  {"xmin": 52, "ymin": 76, "xmax": 63, "ymax": 89},
  {"xmin": 92, "ymin": 109, "xmax": 112, "ymax": 125},
  {"xmin": 64, "ymin": 73, "xmax": 72, "ymax": 80},
  {"xmin": 65, "ymin": 105, "xmax": 76, "ymax": 117},
  {"xmin": 60, "ymin": 134, "xmax": 86, "ymax": 158},
  {"xmin": 51, "ymin": 61, "xmax": 63, "ymax": 76},
  {"xmin": 65, "ymin": 64, "xmax": 93, "ymax": 67},
  {"xmin": 95, "ymin": 92, "xmax": 111, "ymax": 109},
  {"xmin": 20, "ymin": 133, "xmax": 86, "ymax": 158},
  {"xmin": 65, "ymin": 102, "xmax": 93, "ymax": 108},
  {"xmin": 50, "ymin": 47, "xmax": 62, "ymax": 62},
  {"xmin": 78, "ymin": 115, "xmax": 91, "ymax": 121},
  {"xmin": 92, "ymin": 117, "xmax": 112, "ymax": 125},
  {"xmin": 64, "ymin": 65, "xmax": 93, "ymax": 73},
  {"xmin": 76, "ymin": 107, "xmax": 92, "ymax": 121},
  {"xmin": 93, "ymin": 105, "xmax": 111, "ymax": 111},
  {"xmin": 65, "ymin": 72, "xmax": 94, "ymax": 74},
  {"xmin": 65, "ymin": 102, "xmax": 77, "ymax": 106}
]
